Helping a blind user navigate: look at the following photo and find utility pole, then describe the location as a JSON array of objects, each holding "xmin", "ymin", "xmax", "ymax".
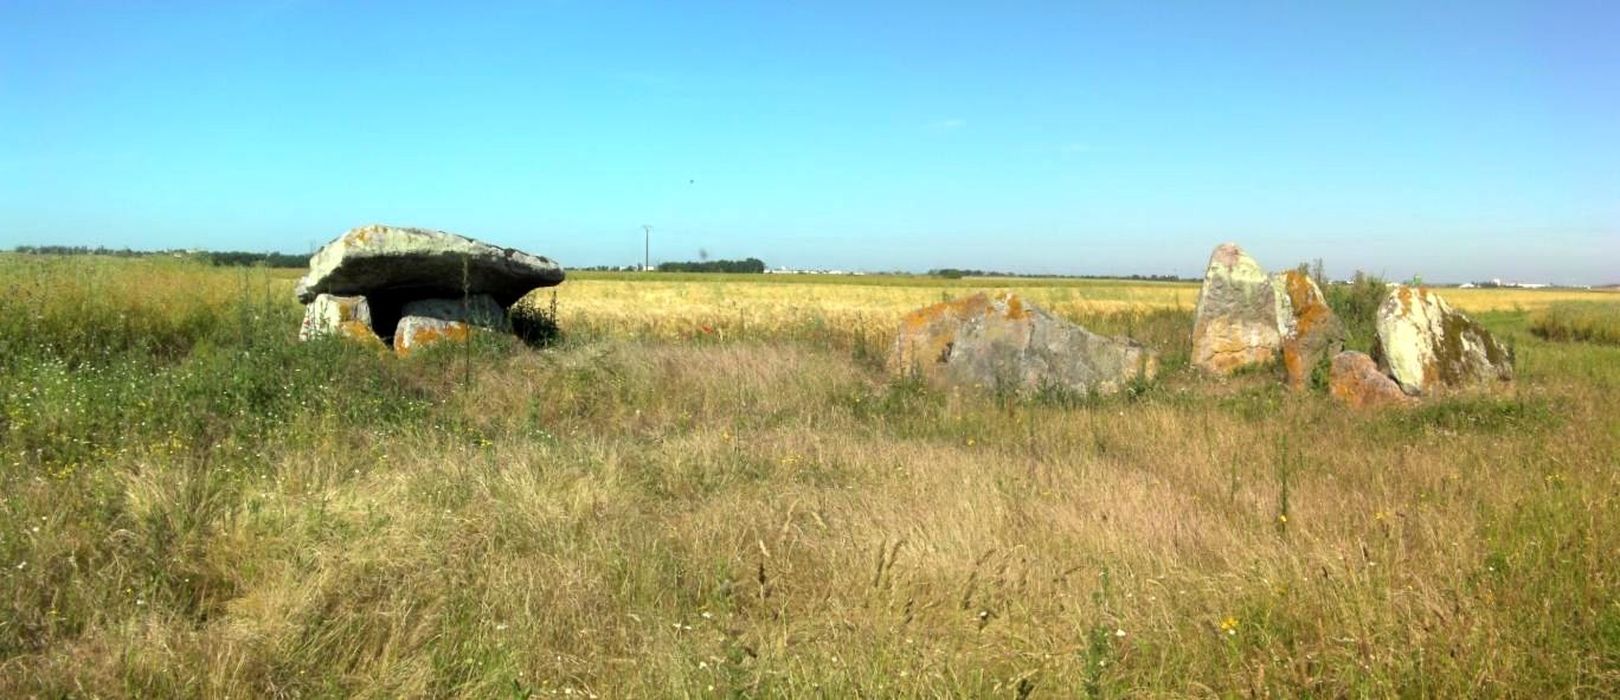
[{"xmin": 642, "ymin": 224, "xmax": 652, "ymax": 272}]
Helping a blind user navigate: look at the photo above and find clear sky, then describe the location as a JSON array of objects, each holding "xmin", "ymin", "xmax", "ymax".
[{"xmin": 3, "ymin": 1, "xmax": 1616, "ymax": 283}]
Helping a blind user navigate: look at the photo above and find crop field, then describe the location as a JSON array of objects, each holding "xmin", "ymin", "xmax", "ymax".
[
  {"xmin": 549, "ymin": 272, "xmax": 1614, "ymax": 346},
  {"xmin": 2, "ymin": 255, "xmax": 1619, "ymax": 697}
]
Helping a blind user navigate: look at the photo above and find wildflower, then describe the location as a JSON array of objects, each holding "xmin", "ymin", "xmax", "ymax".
[
  {"xmin": 1220, "ymin": 616, "xmax": 1238, "ymax": 635},
  {"xmin": 1277, "ymin": 514, "xmax": 1288, "ymax": 524},
  {"xmin": 1114, "ymin": 629, "xmax": 1126, "ymax": 638}
]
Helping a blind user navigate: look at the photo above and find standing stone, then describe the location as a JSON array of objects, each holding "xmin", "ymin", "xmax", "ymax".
[
  {"xmin": 299, "ymin": 293, "xmax": 384, "ymax": 347},
  {"xmin": 295, "ymin": 224, "xmax": 564, "ymax": 307},
  {"xmin": 890, "ymin": 292, "xmax": 1158, "ymax": 396},
  {"xmin": 1375, "ymin": 286, "xmax": 1513, "ymax": 395},
  {"xmin": 1274, "ymin": 269, "xmax": 1347, "ymax": 390},
  {"xmin": 393, "ymin": 295, "xmax": 508, "ymax": 357},
  {"xmin": 1328, "ymin": 351, "xmax": 1412, "ymax": 409},
  {"xmin": 1192, "ymin": 243, "xmax": 1282, "ymax": 374}
]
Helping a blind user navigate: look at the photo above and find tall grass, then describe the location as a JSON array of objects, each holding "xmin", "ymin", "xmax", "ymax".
[
  {"xmin": 2, "ymin": 256, "xmax": 1618, "ymax": 696},
  {"xmin": 1529, "ymin": 301, "xmax": 1620, "ymax": 346}
]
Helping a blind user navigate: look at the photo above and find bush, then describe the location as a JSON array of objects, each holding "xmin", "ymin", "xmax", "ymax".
[{"xmin": 1324, "ymin": 271, "xmax": 1389, "ymax": 352}]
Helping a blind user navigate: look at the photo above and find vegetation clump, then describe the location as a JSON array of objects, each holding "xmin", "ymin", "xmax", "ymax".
[
  {"xmin": 1529, "ymin": 302, "xmax": 1620, "ymax": 346},
  {"xmin": 1322, "ymin": 270, "xmax": 1390, "ymax": 352}
]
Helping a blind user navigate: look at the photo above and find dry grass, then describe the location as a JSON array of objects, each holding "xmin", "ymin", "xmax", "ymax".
[{"xmin": 2, "ymin": 258, "xmax": 1619, "ymax": 696}]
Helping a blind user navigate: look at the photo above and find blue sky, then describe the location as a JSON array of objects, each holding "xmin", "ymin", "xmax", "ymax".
[{"xmin": 3, "ymin": 1, "xmax": 1616, "ymax": 283}]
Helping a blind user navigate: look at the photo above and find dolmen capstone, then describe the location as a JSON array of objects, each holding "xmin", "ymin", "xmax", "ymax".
[
  {"xmin": 1191, "ymin": 243, "xmax": 1345, "ymax": 386},
  {"xmin": 296, "ymin": 224, "xmax": 563, "ymax": 354},
  {"xmin": 1374, "ymin": 285, "xmax": 1512, "ymax": 395},
  {"xmin": 890, "ymin": 292, "xmax": 1158, "ymax": 396}
]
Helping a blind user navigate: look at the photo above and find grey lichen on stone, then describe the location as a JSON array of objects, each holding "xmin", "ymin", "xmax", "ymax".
[
  {"xmin": 891, "ymin": 292, "xmax": 1157, "ymax": 397},
  {"xmin": 1375, "ymin": 285, "xmax": 1513, "ymax": 395},
  {"xmin": 1191, "ymin": 242, "xmax": 1282, "ymax": 374}
]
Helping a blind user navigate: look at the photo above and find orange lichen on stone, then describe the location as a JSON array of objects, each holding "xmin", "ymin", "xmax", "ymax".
[
  {"xmin": 1195, "ymin": 317, "xmax": 1278, "ymax": 374},
  {"xmin": 339, "ymin": 320, "xmax": 385, "ymax": 348},
  {"xmin": 1002, "ymin": 294, "xmax": 1029, "ymax": 320},
  {"xmin": 1329, "ymin": 351, "xmax": 1412, "ymax": 409},
  {"xmin": 396, "ymin": 321, "xmax": 472, "ymax": 357},
  {"xmin": 1284, "ymin": 271, "xmax": 1330, "ymax": 335},
  {"xmin": 893, "ymin": 293, "xmax": 998, "ymax": 372},
  {"xmin": 343, "ymin": 224, "xmax": 383, "ymax": 246},
  {"xmin": 1278, "ymin": 270, "xmax": 1345, "ymax": 390},
  {"xmin": 1396, "ymin": 286, "xmax": 1416, "ymax": 315}
]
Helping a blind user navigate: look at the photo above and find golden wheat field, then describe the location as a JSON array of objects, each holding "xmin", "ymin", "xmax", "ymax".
[
  {"xmin": 542, "ymin": 272, "xmax": 1614, "ymax": 343},
  {"xmin": 2, "ymin": 256, "xmax": 1619, "ymax": 697}
]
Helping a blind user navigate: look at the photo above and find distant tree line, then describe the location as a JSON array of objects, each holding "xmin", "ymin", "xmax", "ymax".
[
  {"xmin": 13, "ymin": 245, "xmax": 153, "ymax": 258},
  {"xmin": 928, "ymin": 268, "xmax": 1190, "ymax": 282},
  {"xmin": 12, "ymin": 245, "xmax": 306, "ymax": 268},
  {"xmin": 657, "ymin": 258, "xmax": 767, "ymax": 273},
  {"xmin": 204, "ymin": 251, "xmax": 308, "ymax": 267}
]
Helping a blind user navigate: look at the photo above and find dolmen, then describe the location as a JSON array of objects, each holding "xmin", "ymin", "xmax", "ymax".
[
  {"xmin": 296, "ymin": 224, "xmax": 564, "ymax": 355},
  {"xmin": 890, "ymin": 292, "xmax": 1158, "ymax": 396},
  {"xmin": 1190, "ymin": 242, "xmax": 1513, "ymax": 407}
]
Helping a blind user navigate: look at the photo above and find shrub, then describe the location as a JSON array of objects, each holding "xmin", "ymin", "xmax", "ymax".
[{"xmin": 1324, "ymin": 271, "xmax": 1389, "ymax": 351}]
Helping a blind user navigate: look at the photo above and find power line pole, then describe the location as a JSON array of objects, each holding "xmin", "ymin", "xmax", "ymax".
[{"xmin": 642, "ymin": 224, "xmax": 652, "ymax": 272}]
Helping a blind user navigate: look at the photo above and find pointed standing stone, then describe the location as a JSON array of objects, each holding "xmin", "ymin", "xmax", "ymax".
[{"xmin": 1192, "ymin": 243, "xmax": 1282, "ymax": 374}]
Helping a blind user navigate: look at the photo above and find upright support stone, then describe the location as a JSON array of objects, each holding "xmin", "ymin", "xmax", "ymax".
[
  {"xmin": 1192, "ymin": 243, "xmax": 1282, "ymax": 374},
  {"xmin": 394, "ymin": 295, "xmax": 508, "ymax": 357},
  {"xmin": 299, "ymin": 293, "xmax": 384, "ymax": 347}
]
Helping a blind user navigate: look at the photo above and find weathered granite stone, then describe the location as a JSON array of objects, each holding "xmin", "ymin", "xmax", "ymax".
[
  {"xmin": 295, "ymin": 224, "xmax": 564, "ymax": 307},
  {"xmin": 393, "ymin": 295, "xmax": 507, "ymax": 357},
  {"xmin": 298, "ymin": 293, "xmax": 384, "ymax": 347},
  {"xmin": 1328, "ymin": 351, "xmax": 1413, "ymax": 409},
  {"xmin": 1275, "ymin": 269, "xmax": 1347, "ymax": 390},
  {"xmin": 1192, "ymin": 243, "xmax": 1282, "ymax": 374},
  {"xmin": 890, "ymin": 292, "xmax": 1157, "ymax": 396},
  {"xmin": 1375, "ymin": 286, "xmax": 1513, "ymax": 394}
]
